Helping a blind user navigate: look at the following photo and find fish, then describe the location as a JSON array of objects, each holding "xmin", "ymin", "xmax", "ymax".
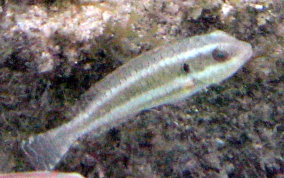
[
  {"xmin": 21, "ymin": 30, "xmax": 253, "ymax": 170},
  {"xmin": 0, "ymin": 171, "xmax": 84, "ymax": 178}
]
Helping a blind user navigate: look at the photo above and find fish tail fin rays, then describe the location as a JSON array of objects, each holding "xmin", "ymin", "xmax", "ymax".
[{"xmin": 21, "ymin": 133, "xmax": 71, "ymax": 170}]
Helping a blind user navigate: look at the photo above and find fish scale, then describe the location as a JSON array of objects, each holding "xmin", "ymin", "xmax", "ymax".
[{"xmin": 22, "ymin": 30, "xmax": 253, "ymax": 170}]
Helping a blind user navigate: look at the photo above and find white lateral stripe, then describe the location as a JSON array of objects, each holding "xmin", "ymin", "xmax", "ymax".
[
  {"xmin": 89, "ymin": 76, "xmax": 196, "ymax": 129},
  {"xmin": 85, "ymin": 44, "xmax": 218, "ymax": 113}
]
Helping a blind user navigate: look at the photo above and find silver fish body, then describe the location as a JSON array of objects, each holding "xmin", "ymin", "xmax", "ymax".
[{"xmin": 21, "ymin": 30, "xmax": 253, "ymax": 170}]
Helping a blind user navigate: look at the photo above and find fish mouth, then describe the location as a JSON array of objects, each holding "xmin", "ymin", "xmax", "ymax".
[{"xmin": 240, "ymin": 42, "xmax": 253, "ymax": 61}]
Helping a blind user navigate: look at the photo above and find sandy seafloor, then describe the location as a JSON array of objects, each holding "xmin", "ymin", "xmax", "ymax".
[{"xmin": 0, "ymin": 0, "xmax": 283, "ymax": 177}]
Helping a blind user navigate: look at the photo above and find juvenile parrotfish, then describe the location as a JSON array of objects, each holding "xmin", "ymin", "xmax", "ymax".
[{"xmin": 21, "ymin": 30, "xmax": 253, "ymax": 170}]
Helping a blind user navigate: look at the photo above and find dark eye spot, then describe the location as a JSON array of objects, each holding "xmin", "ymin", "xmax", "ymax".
[
  {"xmin": 212, "ymin": 48, "xmax": 230, "ymax": 62},
  {"xmin": 183, "ymin": 63, "xmax": 190, "ymax": 73}
]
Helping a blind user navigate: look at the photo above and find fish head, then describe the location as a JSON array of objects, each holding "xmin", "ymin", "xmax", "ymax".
[{"xmin": 186, "ymin": 31, "xmax": 253, "ymax": 85}]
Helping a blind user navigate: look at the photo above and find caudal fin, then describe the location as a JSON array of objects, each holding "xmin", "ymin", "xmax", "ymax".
[{"xmin": 21, "ymin": 133, "xmax": 71, "ymax": 170}]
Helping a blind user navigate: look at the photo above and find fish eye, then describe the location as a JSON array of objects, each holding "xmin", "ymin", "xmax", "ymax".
[{"xmin": 212, "ymin": 48, "xmax": 230, "ymax": 62}]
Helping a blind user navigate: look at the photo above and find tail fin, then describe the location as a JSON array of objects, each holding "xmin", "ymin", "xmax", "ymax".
[{"xmin": 21, "ymin": 133, "xmax": 71, "ymax": 170}]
